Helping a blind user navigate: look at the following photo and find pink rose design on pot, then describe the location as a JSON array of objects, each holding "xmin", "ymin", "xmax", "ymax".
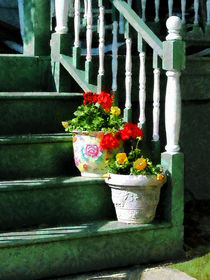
[
  {"xmin": 74, "ymin": 157, "xmax": 79, "ymax": 166},
  {"xmin": 84, "ymin": 144, "xmax": 101, "ymax": 158}
]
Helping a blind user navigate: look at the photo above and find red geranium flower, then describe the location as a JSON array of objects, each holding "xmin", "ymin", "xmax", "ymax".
[
  {"xmin": 120, "ymin": 123, "xmax": 143, "ymax": 141},
  {"xmin": 83, "ymin": 92, "xmax": 98, "ymax": 105},
  {"xmin": 97, "ymin": 91, "xmax": 113, "ymax": 111},
  {"xmin": 100, "ymin": 133, "xmax": 120, "ymax": 150}
]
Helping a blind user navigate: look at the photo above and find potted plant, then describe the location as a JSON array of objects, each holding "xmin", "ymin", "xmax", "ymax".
[
  {"xmin": 62, "ymin": 91, "xmax": 125, "ymax": 177},
  {"xmin": 105, "ymin": 130, "xmax": 166, "ymax": 224}
]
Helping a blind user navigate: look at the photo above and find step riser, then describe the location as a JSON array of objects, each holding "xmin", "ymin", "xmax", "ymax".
[
  {"xmin": 0, "ymin": 94, "xmax": 82, "ymax": 135},
  {"xmin": 0, "ymin": 56, "xmax": 51, "ymax": 91},
  {"xmin": 0, "ymin": 226, "xmax": 183, "ymax": 280},
  {"xmin": 0, "ymin": 180, "xmax": 115, "ymax": 230},
  {"xmin": 0, "ymin": 138, "xmax": 77, "ymax": 180}
]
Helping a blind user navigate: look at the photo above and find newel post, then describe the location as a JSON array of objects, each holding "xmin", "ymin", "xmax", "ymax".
[
  {"xmin": 161, "ymin": 16, "xmax": 185, "ymax": 232},
  {"xmin": 163, "ymin": 16, "xmax": 185, "ymax": 153}
]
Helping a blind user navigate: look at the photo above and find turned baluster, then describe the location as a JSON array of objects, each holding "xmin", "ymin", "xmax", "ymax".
[
  {"xmin": 163, "ymin": 16, "xmax": 185, "ymax": 153},
  {"xmin": 97, "ymin": 0, "xmax": 105, "ymax": 93},
  {"xmin": 207, "ymin": 0, "xmax": 210, "ymax": 25},
  {"xmin": 124, "ymin": 0, "xmax": 132, "ymax": 122},
  {"xmin": 73, "ymin": 0, "xmax": 81, "ymax": 68},
  {"xmin": 152, "ymin": 52, "xmax": 160, "ymax": 142},
  {"xmin": 55, "ymin": 0, "xmax": 69, "ymax": 34},
  {"xmin": 168, "ymin": 0, "xmax": 173, "ymax": 17},
  {"xmin": 85, "ymin": 0, "xmax": 93, "ymax": 82},
  {"xmin": 138, "ymin": 35, "xmax": 146, "ymax": 129},
  {"xmin": 112, "ymin": 21, "xmax": 118, "ymax": 100},
  {"xmin": 154, "ymin": 0, "xmax": 160, "ymax": 23},
  {"xmin": 194, "ymin": 0, "xmax": 199, "ymax": 25},
  {"xmin": 181, "ymin": 0, "xmax": 186, "ymax": 24},
  {"xmin": 141, "ymin": 0, "xmax": 146, "ymax": 22}
]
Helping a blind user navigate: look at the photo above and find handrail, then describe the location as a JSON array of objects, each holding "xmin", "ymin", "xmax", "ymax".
[{"xmin": 110, "ymin": 0, "xmax": 163, "ymax": 58}]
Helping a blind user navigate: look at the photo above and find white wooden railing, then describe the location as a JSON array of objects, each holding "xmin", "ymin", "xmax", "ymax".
[{"xmin": 53, "ymin": 0, "xmax": 185, "ymax": 155}]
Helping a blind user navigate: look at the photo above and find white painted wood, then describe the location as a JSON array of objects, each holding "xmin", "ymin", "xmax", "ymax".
[
  {"xmin": 98, "ymin": 5, "xmax": 105, "ymax": 76},
  {"xmin": 51, "ymin": 0, "xmax": 55, "ymax": 18},
  {"xmin": 119, "ymin": 14, "xmax": 125, "ymax": 34},
  {"xmin": 153, "ymin": 68, "xmax": 160, "ymax": 141},
  {"xmin": 86, "ymin": 0, "xmax": 92, "ymax": 62},
  {"xmin": 207, "ymin": 0, "xmax": 210, "ymax": 25},
  {"xmin": 165, "ymin": 16, "xmax": 182, "ymax": 153},
  {"xmin": 154, "ymin": 0, "xmax": 160, "ymax": 23},
  {"xmin": 181, "ymin": 0, "xmax": 186, "ymax": 24},
  {"xmin": 112, "ymin": 21, "xmax": 118, "ymax": 92},
  {"xmin": 168, "ymin": 0, "xmax": 173, "ymax": 17},
  {"xmin": 165, "ymin": 70, "xmax": 181, "ymax": 152},
  {"xmin": 141, "ymin": 0, "xmax": 146, "ymax": 22},
  {"xmin": 138, "ymin": 51, "xmax": 146, "ymax": 128},
  {"xmin": 194, "ymin": 0, "xmax": 199, "ymax": 25},
  {"xmin": 84, "ymin": 0, "xmax": 88, "ymax": 21},
  {"xmin": 55, "ymin": 0, "xmax": 69, "ymax": 33},
  {"xmin": 125, "ymin": 37, "xmax": 132, "ymax": 111},
  {"xmin": 74, "ymin": 0, "xmax": 81, "ymax": 48},
  {"xmin": 69, "ymin": 0, "xmax": 74, "ymax": 17},
  {"xmin": 166, "ymin": 16, "xmax": 182, "ymax": 40}
]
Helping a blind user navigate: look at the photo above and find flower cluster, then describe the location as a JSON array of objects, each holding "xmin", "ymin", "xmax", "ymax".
[
  {"xmin": 106, "ymin": 148, "xmax": 165, "ymax": 180},
  {"xmin": 99, "ymin": 123, "xmax": 143, "ymax": 151},
  {"xmin": 62, "ymin": 91, "xmax": 123, "ymax": 133},
  {"xmin": 83, "ymin": 92, "xmax": 98, "ymax": 105}
]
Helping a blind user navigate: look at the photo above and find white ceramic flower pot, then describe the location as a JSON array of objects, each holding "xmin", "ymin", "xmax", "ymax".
[{"xmin": 105, "ymin": 174, "xmax": 166, "ymax": 224}]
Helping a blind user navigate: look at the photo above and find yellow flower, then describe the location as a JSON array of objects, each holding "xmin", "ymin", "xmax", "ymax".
[
  {"xmin": 133, "ymin": 158, "xmax": 147, "ymax": 170},
  {"xmin": 110, "ymin": 106, "xmax": 121, "ymax": 116},
  {"xmin": 116, "ymin": 153, "xmax": 128, "ymax": 165},
  {"xmin": 157, "ymin": 174, "xmax": 164, "ymax": 181},
  {"xmin": 62, "ymin": 121, "xmax": 69, "ymax": 129}
]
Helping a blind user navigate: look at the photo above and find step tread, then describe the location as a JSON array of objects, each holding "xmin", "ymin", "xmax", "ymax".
[
  {"xmin": 0, "ymin": 176, "xmax": 105, "ymax": 191},
  {"xmin": 0, "ymin": 133, "xmax": 72, "ymax": 144},
  {"xmin": 0, "ymin": 92, "xmax": 83, "ymax": 98},
  {"xmin": 0, "ymin": 221, "xmax": 171, "ymax": 248}
]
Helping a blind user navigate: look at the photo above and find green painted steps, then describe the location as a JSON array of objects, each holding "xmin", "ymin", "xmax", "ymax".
[
  {"xmin": 0, "ymin": 92, "xmax": 83, "ymax": 135},
  {"xmin": 0, "ymin": 177, "xmax": 115, "ymax": 230},
  {"xmin": 0, "ymin": 55, "xmax": 51, "ymax": 92},
  {"xmin": 0, "ymin": 221, "xmax": 183, "ymax": 280},
  {"xmin": 0, "ymin": 133, "xmax": 78, "ymax": 180}
]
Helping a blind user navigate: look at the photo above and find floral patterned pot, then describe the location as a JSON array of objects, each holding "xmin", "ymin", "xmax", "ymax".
[
  {"xmin": 72, "ymin": 131, "xmax": 123, "ymax": 177},
  {"xmin": 105, "ymin": 174, "xmax": 166, "ymax": 224}
]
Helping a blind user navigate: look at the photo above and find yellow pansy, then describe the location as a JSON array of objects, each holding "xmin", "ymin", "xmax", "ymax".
[
  {"xmin": 62, "ymin": 121, "xmax": 69, "ymax": 129},
  {"xmin": 110, "ymin": 106, "xmax": 121, "ymax": 116},
  {"xmin": 157, "ymin": 174, "xmax": 164, "ymax": 180},
  {"xmin": 116, "ymin": 153, "xmax": 128, "ymax": 165},
  {"xmin": 133, "ymin": 158, "xmax": 147, "ymax": 170}
]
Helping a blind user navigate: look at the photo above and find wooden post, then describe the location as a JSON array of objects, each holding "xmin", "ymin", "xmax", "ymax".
[
  {"xmin": 73, "ymin": 0, "xmax": 81, "ymax": 68},
  {"xmin": 51, "ymin": 0, "xmax": 72, "ymax": 92},
  {"xmin": 154, "ymin": 0, "xmax": 160, "ymax": 23},
  {"xmin": 161, "ymin": 16, "xmax": 185, "ymax": 233},
  {"xmin": 112, "ymin": 20, "xmax": 119, "ymax": 103},
  {"xmin": 55, "ymin": 0, "xmax": 69, "ymax": 34},
  {"xmin": 152, "ymin": 51, "xmax": 161, "ymax": 163},
  {"xmin": 97, "ymin": 0, "xmax": 105, "ymax": 93},
  {"xmin": 23, "ymin": 0, "xmax": 51, "ymax": 56},
  {"xmin": 85, "ymin": 0, "xmax": 93, "ymax": 83},
  {"xmin": 123, "ymin": 0, "xmax": 132, "ymax": 122},
  {"xmin": 163, "ymin": 16, "xmax": 185, "ymax": 153},
  {"xmin": 168, "ymin": 0, "xmax": 173, "ymax": 17}
]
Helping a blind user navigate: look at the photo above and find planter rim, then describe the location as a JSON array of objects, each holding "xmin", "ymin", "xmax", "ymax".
[
  {"xmin": 105, "ymin": 173, "xmax": 166, "ymax": 188},
  {"xmin": 71, "ymin": 131, "xmax": 104, "ymax": 136}
]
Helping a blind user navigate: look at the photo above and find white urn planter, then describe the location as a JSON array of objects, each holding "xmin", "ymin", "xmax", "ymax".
[{"xmin": 105, "ymin": 174, "xmax": 166, "ymax": 224}]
